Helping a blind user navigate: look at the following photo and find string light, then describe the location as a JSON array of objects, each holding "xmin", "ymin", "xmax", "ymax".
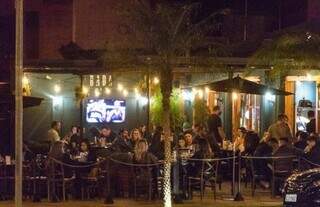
[
  {"xmin": 117, "ymin": 83, "xmax": 123, "ymax": 91},
  {"xmin": 232, "ymin": 92, "xmax": 238, "ymax": 100},
  {"xmin": 153, "ymin": 77, "xmax": 160, "ymax": 85},
  {"xmin": 54, "ymin": 84, "xmax": 61, "ymax": 93},
  {"xmin": 198, "ymin": 89, "xmax": 204, "ymax": 99},
  {"xmin": 94, "ymin": 88, "xmax": 100, "ymax": 97},
  {"xmin": 123, "ymin": 89, "xmax": 128, "ymax": 97},
  {"xmin": 45, "ymin": 75, "xmax": 52, "ymax": 80},
  {"xmin": 82, "ymin": 86, "xmax": 89, "ymax": 95},
  {"xmin": 22, "ymin": 76, "xmax": 29, "ymax": 85},
  {"xmin": 105, "ymin": 87, "xmax": 111, "ymax": 95},
  {"xmin": 306, "ymin": 73, "xmax": 312, "ymax": 81}
]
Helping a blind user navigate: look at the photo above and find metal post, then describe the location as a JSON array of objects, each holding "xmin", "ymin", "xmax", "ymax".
[
  {"xmin": 146, "ymin": 69, "xmax": 150, "ymax": 131},
  {"xmin": 243, "ymin": 0, "xmax": 248, "ymax": 41},
  {"xmin": 79, "ymin": 75, "xmax": 84, "ymax": 139},
  {"xmin": 15, "ymin": 0, "xmax": 24, "ymax": 206}
]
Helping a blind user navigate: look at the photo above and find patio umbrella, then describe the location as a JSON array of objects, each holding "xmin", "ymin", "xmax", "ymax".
[{"xmin": 196, "ymin": 76, "xmax": 293, "ymax": 95}]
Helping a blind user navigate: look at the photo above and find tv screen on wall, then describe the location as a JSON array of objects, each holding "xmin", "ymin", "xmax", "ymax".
[{"xmin": 86, "ymin": 99, "xmax": 126, "ymax": 123}]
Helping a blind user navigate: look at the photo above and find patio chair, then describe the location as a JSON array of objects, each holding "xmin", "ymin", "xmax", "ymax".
[
  {"xmin": 188, "ymin": 159, "xmax": 219, "ymax": 200},
  {"xmin": 0, "ymin": 162, "xmax": 15, "ymax": 200},
  {"xmin": 133, "ymin": 165, "xmax": 157, "ymax": 200},
  {"xmin": 47, "ymin": 159, "xmax": 75, "ymax": 201},
  {"xmin": 250, "ymin": 158, "xmax": 272, "ymax": 197},
  {"xmin": 271, "ymin": 157, "xmax": 295, "ymax": 197}
]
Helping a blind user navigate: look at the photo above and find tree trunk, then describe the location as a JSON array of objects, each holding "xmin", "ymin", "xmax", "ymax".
[{"xmin": 160, "ymin": 65, "xmax": 173, "ymax": 207}]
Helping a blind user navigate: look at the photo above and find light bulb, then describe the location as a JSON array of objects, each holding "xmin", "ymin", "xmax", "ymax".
[
  {"xmin": 153, "ymin": 77, "xmax": 159, "ymax": 84},
  {"xmin": 22, "ymin": 76, "xmax": 29, "ymax": 85},
  {"xmin": 82, "ymin": 87, "xmax": 89, "ymax": 95},
  {"xmin": 198, "ymin": 90, "xmax": 204, "ymax": 99},
  {"xmin": 123, "ymin": 89, "xmax": 128, "ymax": 97},
  {"xmin": 105, "ymin": 87, "xmax": 111, "ymax": 95},
  {"xmin": 94, "ymin": 88, "xmax": 100, "ymax": 97},
  {"xmin": 232, "ymin": 92, "xmax": 238, "ymax": 100},
  {"xmin": 54, "ymin": 84, "xmax": 61, "ymax": 93},
  {"xmin": 117, "ymin": 83, "xmax": 123, "ymax": 91}
]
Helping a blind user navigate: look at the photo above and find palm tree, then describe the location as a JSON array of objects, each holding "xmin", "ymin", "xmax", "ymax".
[{"xmin": 103, "ymin": 1, "xmax": 228, "ymax": 206}]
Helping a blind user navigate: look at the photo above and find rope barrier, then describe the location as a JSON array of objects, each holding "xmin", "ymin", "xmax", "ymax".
[
  {"xmin": 300, "ymin": 157, "xmax": 320, "ymax": 168},
  {"xmin": 48, "ymin": 156, "xmax": 106, "ymax": 168},
  {"xmin": 241, "ymin": 155, "xmax": 297, "ymax": 160},
  {"xmin": 187, "ymin": 156, "xmax": 237, "ymax": 162},
  {"xmin": 107, "ymin": 156, "xmax": 164, "ymax": 167}
]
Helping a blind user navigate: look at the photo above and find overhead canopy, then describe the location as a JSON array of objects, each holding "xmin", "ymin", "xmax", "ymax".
[
  {"xmin": 195, "ymin": 76, "xmax": 293, "ymax": 95},
  {"xmin": 23, "ymin": 96, "xmax": 43, "ymax": 108}
]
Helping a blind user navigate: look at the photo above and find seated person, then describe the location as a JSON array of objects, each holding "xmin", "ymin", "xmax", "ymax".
[
  {"xmin": 188, "ymin": 138, "xmax": 213, "ymax": 177},
  {"xmin": 131, "ymin": 128, "xmax": 142, "ymax": 146},
  {"xmin": 149, "ymin": 126, "xmax": 165, "ymax": 160},
  {"xmin": 99, "ymin": 126, "xmax": 116, "ymax": 147},
  {"xmin": 133, "ymin": 139, "xmax": 158, "ymax": 164},
  {"xmin": 177, "ymin": 135, "xmax": 186, "ymax": 149},
  {"xmin": 273, "ymin": 137, "xmax": 299, "ymax": 173},
  {"xmin": 304, "ymin": 135, "xmax": 320, "ymax": 166},
  {"xmin": 253, "ymin": 137, "xmax": 279, "ymax": 188},
  {"xmin": 76, "ymin": 139, "xmax": 95, "ymax": 163},
  {"xmin": 111, "ymin": 129, "xmax": 133, "ymax": 153},
  {"xmin": 184, "ymin": 132, "xmax": 195, "ymax": 156},
  {"xmin": 243, "ymin": 131, "xmax": 260, "ymax": 156},
  {"xmin": 234, "ymin": 127, "xmax": 246, "ymax": 153},
  {"xmin": 294, "ymin": 131, "xmax": 308, "ymax": 151}
]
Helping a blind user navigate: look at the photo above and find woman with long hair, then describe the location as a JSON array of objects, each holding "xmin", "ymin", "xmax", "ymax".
[
  {"xmin": 134, "ymin": 139, "xmax": 157, "ymax": 164},
  {"xmin": 131, "ymin": 128, "xmax": 142, "ymax": 146}
]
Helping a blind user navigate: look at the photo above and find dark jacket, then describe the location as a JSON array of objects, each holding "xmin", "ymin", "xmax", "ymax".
[
  {"xmin": 149, "ymin": 132, "xmax": 165, "ymax": 160},
  {"xmin": 294, "ymin": 140, "xmax": 308, "ymax": 151},
  {"xmin": 187, "ymin": 151, "xmax": 213, "ymax": 177},
  {"xmin": 244, "ymin": 134, "xmax": 260, "ymax": 156},
  {"xmin": 306, "ymin": 118, "xmax": 316, "ymax": 134},
  {"xmin": 305, "ymin": 144, "xmax": 320, "ymax": 165},
  {"xmin": 206, "ymin": 132, "xmax": 221, "ymax": 155},
  {"xmin": 133, "ymin": 152, "xmax": 158, "ymax": 164},
  {"xmin": 111, "ymin": 137, "xmax": 133, "ymax": 153},
  {"xmin": 253, "ymin": 142, "xmax": 273, "ymax": 176},
  {"xmin": 273, "ymin": 145, "xmax": 297, "ymax": 172}
]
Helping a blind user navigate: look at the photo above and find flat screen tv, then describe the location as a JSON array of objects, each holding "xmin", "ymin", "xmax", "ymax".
[{"xmin": 86, "ymin": 99, "xmax": 126, "ymax": 123}]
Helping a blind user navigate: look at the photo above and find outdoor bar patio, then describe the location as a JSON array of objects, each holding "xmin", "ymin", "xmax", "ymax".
[{"xmin": 2, "ymin": 1, "xmax": 320, "ymax": 207}]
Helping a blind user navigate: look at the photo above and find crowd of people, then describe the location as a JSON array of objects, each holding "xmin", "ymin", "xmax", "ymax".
[
  {"xmin": 45, "ymin": 106, "xmax": 320, "ymax": 173},
  {"xmin": 1, "ymin": 105, "xmax": 318, "ymax": 200}
]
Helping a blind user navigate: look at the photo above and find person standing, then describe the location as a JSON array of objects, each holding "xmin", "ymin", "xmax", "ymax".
[
  {"xmin": 268, "ymin": 114, "xmax": 293, "ymax": 142},
  {"xmin": 47, "ymin": 121, "xmax": 61, "ymax": 144},
  {"xmin": 207, "ymin": 105, "xmax": 226, "ymax": 145},
  {"xmin": 306, "ymin": 110, "xmax": 316, "ymax": 134}
]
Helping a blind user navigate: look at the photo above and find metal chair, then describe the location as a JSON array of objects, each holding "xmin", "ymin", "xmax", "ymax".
[
  {"xmin": 188, "ymin": 159, "xmax": 219, "ymax": 200},
  {"xmin": 133, "ymin": 165, "xmax": 156, "ymax": 200},
  {"xmin": 47, "ymin": 159, "xmax": 75, "ymax": 201}
]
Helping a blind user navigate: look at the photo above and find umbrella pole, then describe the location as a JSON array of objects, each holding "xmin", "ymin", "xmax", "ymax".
[{"xmin": 15, "ymin": 0, "xmax": 24, "ymax": 206}]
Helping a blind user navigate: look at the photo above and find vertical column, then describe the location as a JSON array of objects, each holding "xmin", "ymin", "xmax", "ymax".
[{"xmin": 15, "ymin": 0, "xmax": 24, "ymax": 206}]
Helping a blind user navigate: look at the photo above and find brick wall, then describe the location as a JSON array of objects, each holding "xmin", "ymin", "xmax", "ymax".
[
  {"xmin": 307, "ymin": 0, "xmax": 320, "ymax": 21},
  {"xmin": 74, "ymin": 0, "xmax": 123, "ymax": 49},
  {"xmin": 38, "ymin": 1, "xmax": 73, "ymax": 58}
]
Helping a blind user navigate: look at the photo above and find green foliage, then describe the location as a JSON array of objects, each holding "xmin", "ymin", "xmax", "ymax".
[
  {"xmin": 247, "ymin": 31, "xmax": 320, "ymax": 80},
  {"xmin": 150, "ymin": 86, "xmax": 163, "ymax": 126},
  {"xmin": 170, "ymin": 88, "xmax": 184, "ymax": 131},
  {"xmin": 193, "ymin": 97, "xmax": 209, "ymax": 127},
  {"xmin": 150, "ymin": 86, "xmax": 184, "ymax": 130}
]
